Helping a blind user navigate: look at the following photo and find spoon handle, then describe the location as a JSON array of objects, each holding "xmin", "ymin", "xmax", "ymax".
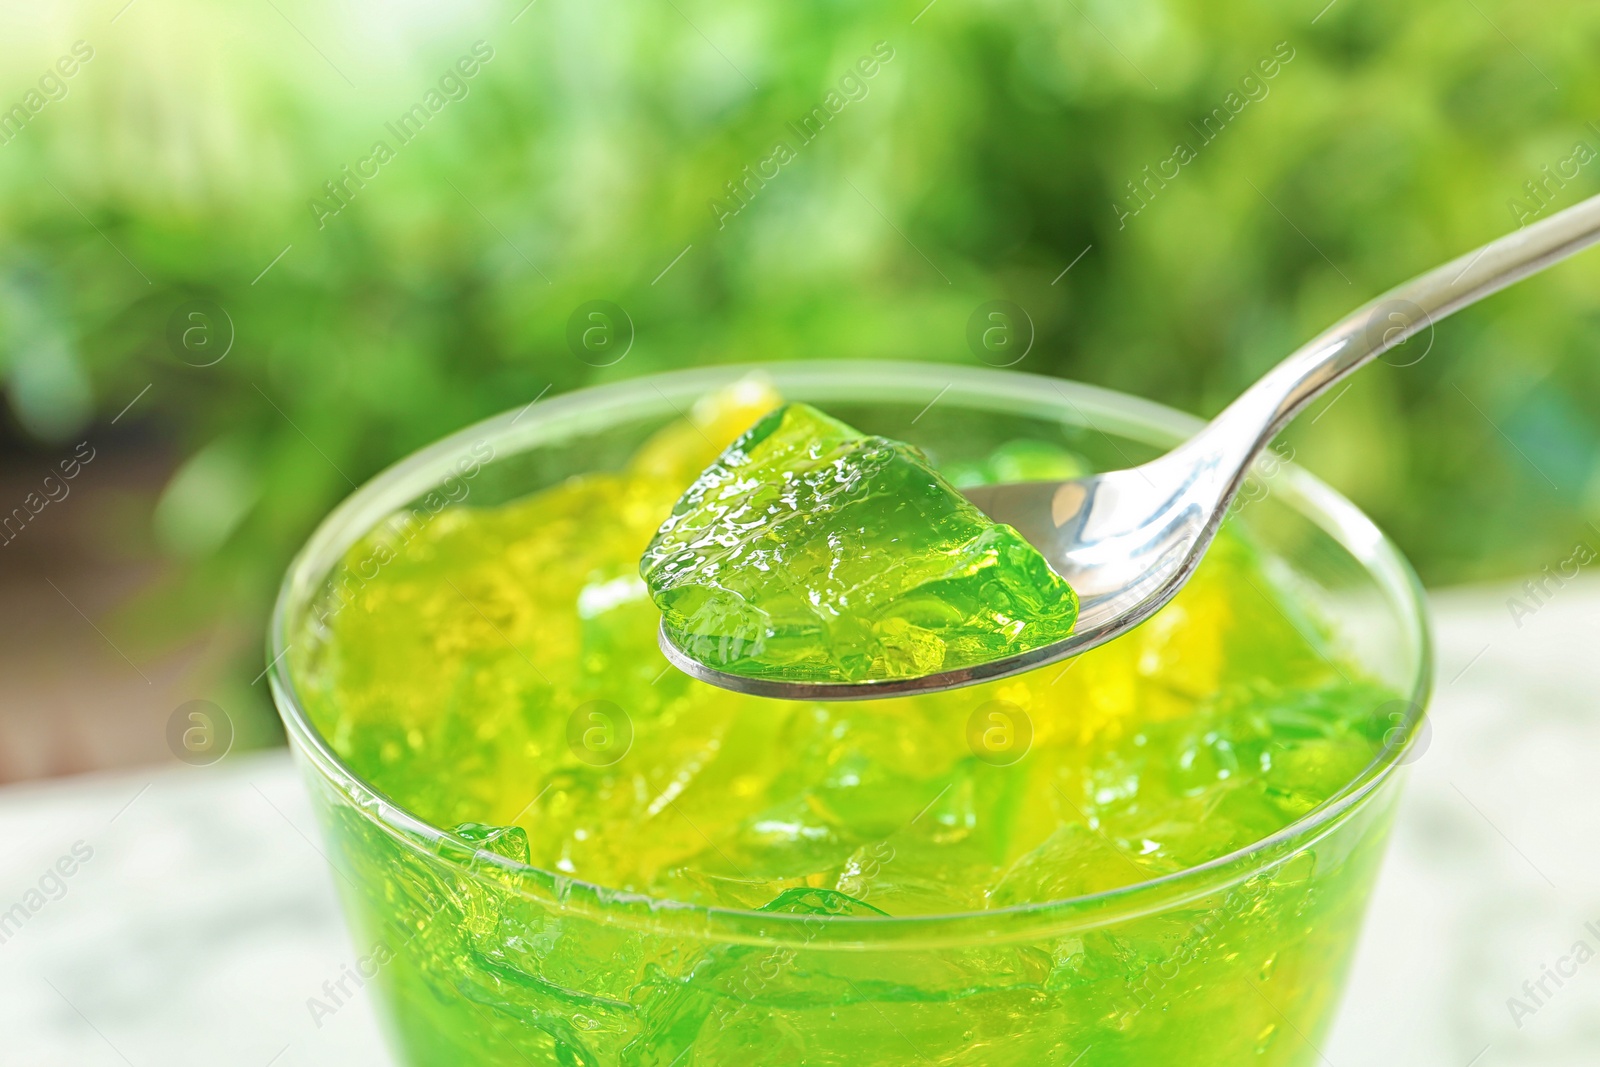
[{"xmin": 1199, "ymin": 190, "xmax": 1600, "ymax": 465}]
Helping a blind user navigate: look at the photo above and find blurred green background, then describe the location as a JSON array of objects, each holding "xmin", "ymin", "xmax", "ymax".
[{"xmin": 2, "ymin": 0, "xmax": 1597, "ymax": 769}]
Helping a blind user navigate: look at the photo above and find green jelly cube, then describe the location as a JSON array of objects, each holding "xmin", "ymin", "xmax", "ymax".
[{"xmin": 640, "ymin": 403, "xmax": 1079, "ymax": 682}]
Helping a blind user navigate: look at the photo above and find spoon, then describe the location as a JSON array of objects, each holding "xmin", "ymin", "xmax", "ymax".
[{"xmin": 661, "ymin": 191, "xmax": 1600, "ymax": 700}]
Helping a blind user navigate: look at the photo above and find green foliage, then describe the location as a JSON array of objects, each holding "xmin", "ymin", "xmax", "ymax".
[{"xmin": 3, "ymin": 0, "xmax": 1599, "ymax": 698}]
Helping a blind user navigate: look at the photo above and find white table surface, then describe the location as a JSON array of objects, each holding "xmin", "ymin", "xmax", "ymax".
[{"xmin": 2, "ymin": 580, "xmax": 1597, "ymax": 1066}]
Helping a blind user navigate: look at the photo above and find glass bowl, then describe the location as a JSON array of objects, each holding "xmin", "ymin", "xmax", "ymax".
[{"xmin": 268, "ymin": 361, "xmax": 1431, "ymax": 1066}]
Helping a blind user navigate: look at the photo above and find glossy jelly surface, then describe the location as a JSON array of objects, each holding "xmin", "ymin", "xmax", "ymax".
[
  {"xmin": 289, "ymin": 382, "xmax": 1404, "ymax": 1066},
  {"xmin": 641, "ymin": 402, "xmax": 1079, "ymax": 683}
]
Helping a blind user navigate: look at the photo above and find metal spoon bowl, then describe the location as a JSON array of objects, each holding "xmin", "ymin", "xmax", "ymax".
[{"xmin": 661, "ymin": 192, "xmax": 1600, "ymax": 700}]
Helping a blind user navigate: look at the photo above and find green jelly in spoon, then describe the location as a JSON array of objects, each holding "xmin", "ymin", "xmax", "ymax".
[{"xmin": 639, "ymin": 403, "xmax": 1079, "ymax": 683}]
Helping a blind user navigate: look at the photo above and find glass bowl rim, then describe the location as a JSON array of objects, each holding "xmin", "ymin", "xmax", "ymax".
[{"xmin": 268, "ymin": 360, "xmax": 1433, "ymax": 950}]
